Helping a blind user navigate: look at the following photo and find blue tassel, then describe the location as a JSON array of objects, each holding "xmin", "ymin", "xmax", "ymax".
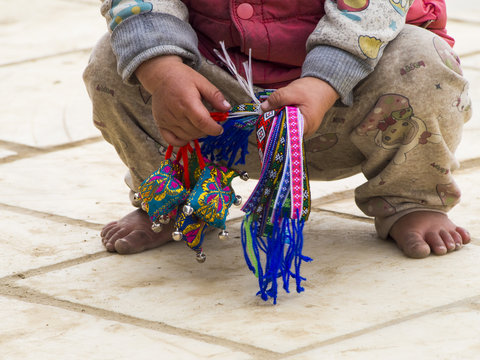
[
  {"xmin": 201, "ymin": 116, "xmax": 256, "ymax": 167},
  {"xmin": 241, "ymin": 209, "xmax": 312, "ymax": 304}
]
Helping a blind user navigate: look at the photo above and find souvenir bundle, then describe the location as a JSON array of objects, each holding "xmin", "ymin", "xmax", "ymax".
[{"xmin": 135, "ymin": 44, "xmax": 312, "ymax": 303}]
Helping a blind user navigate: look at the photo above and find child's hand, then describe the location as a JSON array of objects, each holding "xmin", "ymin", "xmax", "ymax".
[
  {"xmin": 135, "ymin": 55, "xmax": 231, "ymax": 146},
  {"xmin": 260, "ymin": 77, "xmax": 339, "ymax": 138}
]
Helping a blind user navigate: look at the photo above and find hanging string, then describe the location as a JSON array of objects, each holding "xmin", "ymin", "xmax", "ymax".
[{"xmin": 213, "ymin": 42, "xmax": 261, "ymax": 107}]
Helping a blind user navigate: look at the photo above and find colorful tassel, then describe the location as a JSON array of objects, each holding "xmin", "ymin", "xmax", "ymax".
[{"xmin": 240, "ymin": 106, "xmax": 312, "ymax": 303}]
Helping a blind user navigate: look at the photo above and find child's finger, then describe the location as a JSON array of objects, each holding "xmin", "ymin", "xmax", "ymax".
[
  {"xmin": 199, "ymin": 81, "xmax": 231, "ymax": 112},
  {"xmin": 260, "ymin": 87, "xmax": 298, "ymax": 112},
  {"xmin": 188, "ymin": 99, "xmax": 224, "ymax": 137}
]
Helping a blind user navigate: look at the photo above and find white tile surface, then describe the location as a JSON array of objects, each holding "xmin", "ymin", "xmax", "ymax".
[
  {"xmin": 0, "ymin": 209, "xmax": 103, "ymax": 278},
  {"xmin": 448, "ymin": 22, "xmax": 480, "ymax": 57},
  {"xmin": 447, "ymin": 0, "xmax": 480, "ymax": 24},
  {"xmin": 0, "ymin": 141, "xmax": 133, "ymax": 225},
  {"xmin": 286, "ymin": 301, "xmax": 480, "ymax": 360},
  {"xmin": 0, "ymin": 148, "xmax": 17, "ymax": 159},
  {"xmin": 17, "ymin": 212, "xmax": 480, "ymax": 353},
  {"xmin": 0, "ymin": 0, "xmax": 104, "ymax": 65},
  {"xmin": 0, "ymin": 53, "xmax": 100, "ymax": 147},
  {"xmin": 0, "ymin": 297, "xmax": 251, "ymax": 360}
]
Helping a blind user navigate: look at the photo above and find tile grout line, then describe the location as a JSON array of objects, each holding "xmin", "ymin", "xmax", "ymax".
[
  {"xmin": 0, "ymin": 48, "xmax": 93, "ymax": 68},
  {"xmin": 448, "ymin": 17, "xmax": 480, "ymax": 26},
  {"xmin": 277, "ymin": 293, "xmax": 480, "ymax": 359},
  {"xmin": 0, "ymin": 202, "xmax": 104, "ymax": 231},
  {"xmin": 0, "ymin": 281, "xmax": 279, "ymax": 359},
  {"xmin": 0, "ymin": 136, "xmax": 103, "ymax": 165}
]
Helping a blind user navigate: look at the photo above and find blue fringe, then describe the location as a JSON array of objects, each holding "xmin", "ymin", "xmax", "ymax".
[
  {"xmin": 240, "ymin": 211, "xmax": 312, "ymax": 304},
  {"xmin": 200, "ymin": 116, "xmax": 256, "ymax": 167}
]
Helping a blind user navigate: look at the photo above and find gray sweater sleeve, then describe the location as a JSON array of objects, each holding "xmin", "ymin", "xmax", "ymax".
[
  {"xmin": 302, "ymin": 1, "xmax": 413, "ymax": 105},
  {"xmin": 100, "ymin": 0, "xmax": 200, "ymax": 84},
  {"xmin": 111, "ymin": 13, "xmax": 201, "ymax": 84}
]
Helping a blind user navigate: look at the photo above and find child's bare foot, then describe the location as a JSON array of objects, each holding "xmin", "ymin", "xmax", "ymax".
[
  {"xmin": 100, "ymin": 209, "xmax": 173, "ymax": 254},
  {"xmin": 389, "ymin": 211, "xmax": 470, "ymax": 259}
]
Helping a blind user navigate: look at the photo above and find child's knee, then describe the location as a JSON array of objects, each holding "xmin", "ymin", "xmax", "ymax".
[{"xmin": 83, "ymin": 33, "xmax": 119, "ymax": 95}]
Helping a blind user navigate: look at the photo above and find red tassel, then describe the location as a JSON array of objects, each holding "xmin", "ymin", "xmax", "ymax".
[
  {"xmin": 165, "ymin": 145, "xmax": 174, "ymax": 160},
  {"xmin": 210, "ymin": 112, "xmax": 229, "ymax": 122}
]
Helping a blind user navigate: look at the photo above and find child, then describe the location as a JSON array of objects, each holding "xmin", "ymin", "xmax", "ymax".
[{"xmin": 84, "ymin": 0, "xmax": 472, "ymax": 258}]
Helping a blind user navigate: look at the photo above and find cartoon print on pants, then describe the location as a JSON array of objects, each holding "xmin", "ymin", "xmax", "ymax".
[
  {"xmin": 433, "ymin": 37, "xmax": 462, "ymax": 76},
  {"xmin": 360, "ymin": 196, "xmax": 396, "ymax": 217},
  {"xmin": 389, "ymin": 0, "xmax": 413, "ymax": 16},
  {"xmin": 436, "ymin": 183, "xmax": 461, "ymax": 206},
  {"xmin": 452, "ymin": 83, "xmax": 471, "ymax": 113},
  {"xmin": 305, "ymin": 133, "xmax": 338, "ymax": 152},
  {"xmin": 332, "ymin": 0, "xmax": 369, "ymax": 20},
  {"xmin": 358, "ymin": 35, "xmax": 384, "ymax": 59},
  {"xmin": 109, "ymin": 0, "xmax": 153, "ymax": 30},
  {"xmin": 356, "ymin": 94, "xmax": 442, "ymax": 164}
]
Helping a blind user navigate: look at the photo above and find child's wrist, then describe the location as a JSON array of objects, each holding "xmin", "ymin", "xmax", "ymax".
[{"xmin": 135, "ymin": 55, "xmax": 183, "ymax": 93}]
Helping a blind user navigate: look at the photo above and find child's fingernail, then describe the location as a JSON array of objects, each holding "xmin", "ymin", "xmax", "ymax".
[
  {"xmin": 261, "ymin": 100, "xmax": 269, "ymax": 110},
  {"xmin": 223, "ymin": 100, "xmax": 231, "ymax": 109}
]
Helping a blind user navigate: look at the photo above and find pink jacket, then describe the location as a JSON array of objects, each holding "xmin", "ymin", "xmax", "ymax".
[
  {"xmin": 182, "ymin": 0, "xmax": 453, "ymax": 87},
  {"xmin": 406, "ymin": 0, "xmax": 454, "ymax": 47}
]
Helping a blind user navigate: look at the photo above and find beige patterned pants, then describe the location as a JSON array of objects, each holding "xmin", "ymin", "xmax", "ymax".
[{"xmin": 83, "ymin": 25, "xmax": 472, "ymax": 239}]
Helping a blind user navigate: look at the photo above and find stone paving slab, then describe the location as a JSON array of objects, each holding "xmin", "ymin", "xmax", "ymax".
[
  {"xmin": 0, "ymin": 297, "xmax": 251, "ymax": 360},
  {"xmin": 447, "ymin": 0, "xmax": 480, "ymax": 25},
  {"xmin": 0, "ymin": 148, "xmax": 17, "ymax": 159},
  {"xmin": 0, "ymin": 52, "xmax": 99, "ymax": 147},
  {"xmin": 16, "ymin": 212, "xmax": 480, "ymax": 354},
  {"xmin": 460, "ymin": 54, "xmax": 480, "ymax": 70},
  {"xmin": 0, "ymin": 0, "xmax": 104, "ymax": 66},
  {"xmin": 0, "ymin": 208, "xmax": 103, "ymax": 278},
  {"xmin": 284, "ymin": 300, "xmax": 480, "ymax": 360},
  {"xmin": 0, "ymin": 141, "xmax": 131, "ymax": 225},
  {"xmin": 448, "ymin": 22, "xmax": 480, "ymax": 57}
]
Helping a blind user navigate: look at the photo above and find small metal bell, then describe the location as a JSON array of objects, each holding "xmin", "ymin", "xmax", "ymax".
[
  {"xmin": 151, "ymin": 221, "xmax": 163, "ymax": 233},
  {"xmin": 195, "ymin": 250, "xmax": 206, "ymax": 263},
  {"xmin": 172, "ymin": 229, "xmax": 183, "ymax": 241},
  {"xmin": 218, "ymin": 229, "xmax": 229, "ymax": 241},
  {"xmin": 183, "ymin": 204, "xmax": 194, "ymax": 216},
  {"xmin": 233, "ymin": 195, "xmax": 242, "ymax": 206},
  {"xmin": 240, "ymin": 171, "xmax": 249, "ymax": 181},
  {"xmin": 132, "ymin": 192, "xmax": 143, "ymax": 207},
  {"xmin": 158, "ymin": 215, "xmax": 170, "ymax": 224},
  {"xmin": 141, "ymin": 202, "xmax": 148, "ymax": 212}
]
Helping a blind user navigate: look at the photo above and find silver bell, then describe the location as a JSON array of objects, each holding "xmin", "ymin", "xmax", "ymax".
[
  {"xmin": 240, "ymin": 171, "xmax": 249, "ymax": 181},
  {"xmin": 151, "ymin": 221, "xmax": 163, "ymax": 233},
  {"xmin": 183, "ymin": 204, "xmax": 194, "ymax": 216},
  {"xmin": 158, "ymin": 215, "xmax": 170, "ymax": 224},
  {"xmin": 172, "ymin": 229, "xmax": 183, "ymax": 241},
  {"xmin": 233, "ymin": 195, "xmax": 242, "ymax": 206},
  {"xmin": 132, "ymin": 192, "xmax": 142, "ymax": 206},
  {"xmin": 141, "ymin": 202, "xmax": 148, "ymax": 212},
  {"xmin": 196, "ymin": 251, "xmax": 206, "ymax": 263},
  {"xmin": 218, "ymin": 229, "xmax": 229, "ymax": 241}
]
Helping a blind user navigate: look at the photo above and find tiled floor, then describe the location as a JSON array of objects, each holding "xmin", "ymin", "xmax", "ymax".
[{"xmin": 1, "ymin": 1, "xmax": 479, "ymax": 359}]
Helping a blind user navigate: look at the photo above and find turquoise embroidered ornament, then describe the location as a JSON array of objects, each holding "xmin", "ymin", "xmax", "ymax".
[{"xmin": 135, "ymin": 140, "xmax": 246, "ymax": 262}]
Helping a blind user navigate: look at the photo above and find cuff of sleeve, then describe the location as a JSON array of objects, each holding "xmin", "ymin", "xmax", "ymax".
[
  {"xmin": 111, "ymin": 12, "xmax": 201, "ymax": 84},
  {"xmin": 301, "ymin": 46, "xmax": 373, "ymax": 106}
]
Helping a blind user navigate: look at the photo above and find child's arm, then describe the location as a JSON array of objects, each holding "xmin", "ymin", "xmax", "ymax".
[
  {"xmin": 264, "ymin": 1, "xmax": 414, "ymax": 136},
  {"xmin": 100, "ymin": 1, "xmax": 229, "ymax": 145}
]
